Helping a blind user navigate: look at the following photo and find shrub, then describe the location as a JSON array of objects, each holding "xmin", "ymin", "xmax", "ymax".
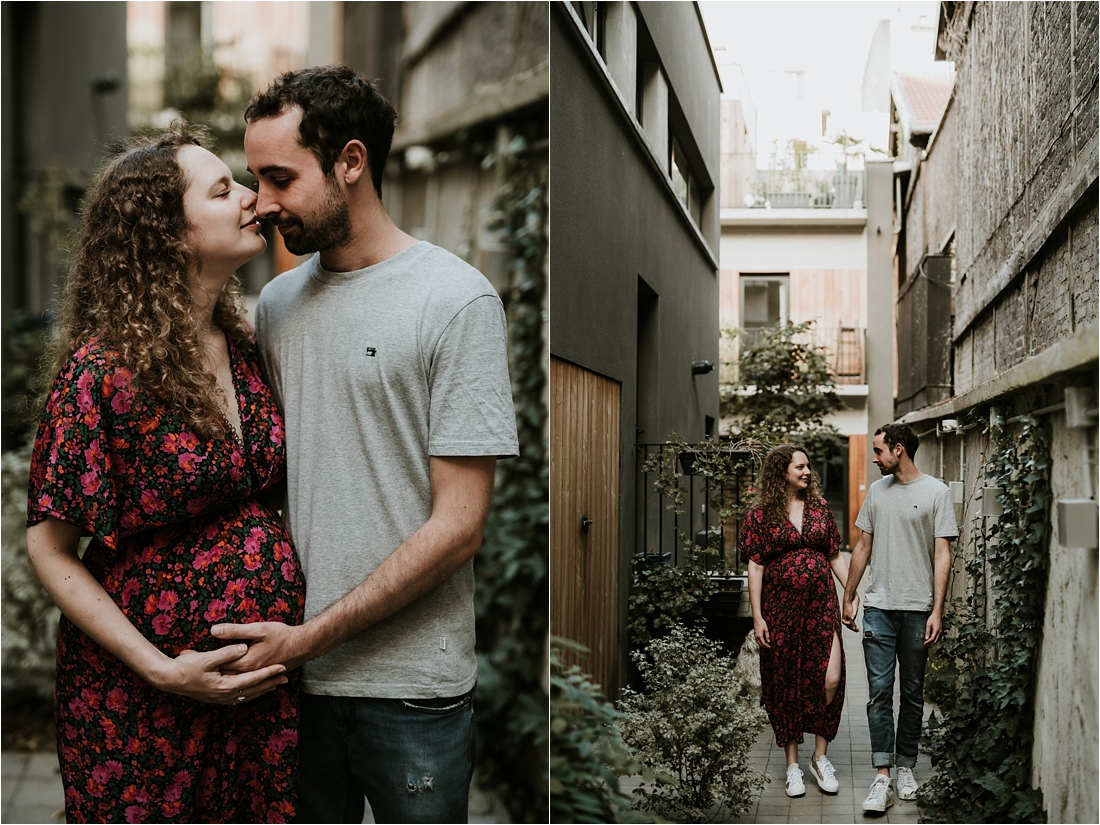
[
  {"xmin": 1, "ymin": 443, "xmax": 59, "ymax": 700},
  {"xmin": 619, "ymin": 623, "xmax": 767, "ymax": 821},
  {"xmin": 549, "ymin": 637, "xmax": 649, "ymax": 824}
]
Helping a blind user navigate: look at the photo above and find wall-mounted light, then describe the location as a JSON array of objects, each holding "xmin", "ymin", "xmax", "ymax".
[
  {"xmin": 939, "ymin": 418, "xmax": 959, "ymax": 434},
  {"xmin": 691, "ymin": 359, "xmax": 714, "ymax": 377}
]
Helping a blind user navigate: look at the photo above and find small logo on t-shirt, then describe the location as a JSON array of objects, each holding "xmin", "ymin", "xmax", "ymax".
[{"xmin": 365, "ymin": 347, "xmax": 378, "ymax": 357}]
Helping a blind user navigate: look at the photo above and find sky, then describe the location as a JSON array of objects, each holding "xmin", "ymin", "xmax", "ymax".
[{"xmin": 699, "ymin": 1, "xmax": 945, "ymax": 166}]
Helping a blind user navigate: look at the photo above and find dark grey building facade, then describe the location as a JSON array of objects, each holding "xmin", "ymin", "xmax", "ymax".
[{"xmin": 550, "ymin": 1, "xmax": 721, "ymax": 696}]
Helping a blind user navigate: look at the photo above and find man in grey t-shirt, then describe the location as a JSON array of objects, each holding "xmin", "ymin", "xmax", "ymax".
[
  {"xmin": 212, "ymin": 66, "xmax": 519, "ymax": 823},
  {"xmin": 842, "ymin": 423, "xmax": 958, "ymax": 814}
]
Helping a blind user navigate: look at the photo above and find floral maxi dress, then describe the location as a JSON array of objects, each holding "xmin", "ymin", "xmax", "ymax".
[
  {"xmin": 27, "ymin": 337, "xmax": 306, "ymax": 823},
  {"xmin": 739, "ymin": 499, "xmax": 845, "ymax": 747}
]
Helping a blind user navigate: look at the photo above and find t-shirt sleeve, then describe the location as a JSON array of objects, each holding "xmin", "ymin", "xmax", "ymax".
[
  {"xmin": 26, "ymin": 352, "xmax": 122, "ymax": 550},
  {"xmin": 934, "ymin": 486, "xmax": 960, "ymax": 539},
  {"xmin": 854, "ymin": 483, "xmax": 874, "ymax": 534},
  {"xmin": 427, "ymin": 294, "xmax": 520, "ymax": 458}
]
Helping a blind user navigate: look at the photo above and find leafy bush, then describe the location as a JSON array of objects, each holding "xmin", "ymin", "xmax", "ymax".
[
  {"xmin": 1, "ymin": 443, "xmax": 59, "ymax": 700},
  {"xmin": 920, "ymin": 413, "xmax": 1049, "ymax": 823},
  {"xmin": 619, "ymin": 623, "xmax": 767, "ymax": 821},
  {"xmin": 549, "ymin": 637, "xmax": 648, "ymax": 824}
]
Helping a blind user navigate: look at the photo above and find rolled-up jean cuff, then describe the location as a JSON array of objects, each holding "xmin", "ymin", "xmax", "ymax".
[
  {"xmin": 896, "ymin": 753, "xmax": 918, "ymax": 769},
  {"xmin": 873, "ymin": 751, "xmax": 894, "ymax": 768}
]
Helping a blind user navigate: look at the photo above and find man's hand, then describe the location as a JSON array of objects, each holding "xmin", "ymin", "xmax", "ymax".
[
  {"xmin": 212, "ymin": 622, "xmax": 310, "ymax": 673},
  {"xmin": 924, "ymin": 611, "xmax": 943, "ymax": 645},
  {"xmin": 153, "ymin": 645, "xmax": 288, "ymax": 704},
  {"xmin": 842, "ymin": 594, "xmax": 861, "ymax": 632}
]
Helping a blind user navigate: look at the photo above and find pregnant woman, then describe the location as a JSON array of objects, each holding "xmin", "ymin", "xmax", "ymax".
[
  {"xmin": 26, "ymin": 122, "xmax": 304, "ymax": 822},
  {"xmin": 740, "ymin": 444, "xmax": 856, "ymax": 799}
]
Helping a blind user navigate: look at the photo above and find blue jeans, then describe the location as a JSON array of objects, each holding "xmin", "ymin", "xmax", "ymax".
[
  {"xmin": 862, "ymin": 607, "xmax": 929, "ymax": 769},
  {"xmin": 298, "ymin": 689, "xmax": 476, "ymax": 824}
]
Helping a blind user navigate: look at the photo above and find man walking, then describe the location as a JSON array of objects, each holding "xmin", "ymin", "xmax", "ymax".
[
  {"xmin": 213, "ymin": 65, "xmax": 519, "ymax": 823},
  {"xmin": 842, "ymin": 423, "xmax": 957, "ymax": 813}
]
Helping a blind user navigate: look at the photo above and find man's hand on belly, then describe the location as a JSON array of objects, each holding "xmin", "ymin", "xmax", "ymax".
[{"xmin": 212, "ymin": 621, "xmax": 311, "ymax": 673}]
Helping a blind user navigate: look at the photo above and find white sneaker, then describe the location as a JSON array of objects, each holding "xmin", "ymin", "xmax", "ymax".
[
  {"xmin": 862, "ymin": 775, "xmax": 894, "ymax": 812},
  {"xmin": 811, "ymin": 755, "xmax": 839, "ymax": 793},
  {"xmin": 785, "ymin": 763, "xmax": 805, "ymax": 797},
  {"xmin": 896, "ymin": 766, "xmax": 919, "ymax": 800}
]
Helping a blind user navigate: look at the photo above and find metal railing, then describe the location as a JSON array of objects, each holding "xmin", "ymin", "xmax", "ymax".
[
  {"xmin": 744, "ymin": 169, "xmax": 865, "ymax": 209},
  {"xmin": 635, "ymin": 443, "xmax": 752, "ymax": 577}
]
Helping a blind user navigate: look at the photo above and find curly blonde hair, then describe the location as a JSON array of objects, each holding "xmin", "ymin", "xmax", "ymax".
[
  {"xmin": 43, "ymin": 122, "xmax": 252, "ymax": 437},
  {"xmin": 755, "ymin": 443, "xmax": 824, "ymax": 526}
]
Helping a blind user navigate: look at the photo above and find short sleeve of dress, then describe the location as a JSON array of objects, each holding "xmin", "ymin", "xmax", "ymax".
[
  {"xmin": 27, "ymin": 347, "xmax": 122, "ymax": 550},
  {"xmin": 738, "ymin": 507, "xmax": 767, "ymax": 565},
  {"xmin": 818, "ymin": 497, "xmax": 842, "ymax": 559}
]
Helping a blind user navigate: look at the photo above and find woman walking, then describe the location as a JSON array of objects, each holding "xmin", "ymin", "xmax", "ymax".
[{"xmin": 740, "ymin": 444, "xmax": 856, "ymax": 798}]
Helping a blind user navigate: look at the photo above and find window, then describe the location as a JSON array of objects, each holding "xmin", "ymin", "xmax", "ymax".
[
  {"xmin": 740, "ymin": 274, "xmax": 789, "ymax": 350},
  {"xmin": 671, "ymin": 138, "xmax": 702, "ymax": 227}
]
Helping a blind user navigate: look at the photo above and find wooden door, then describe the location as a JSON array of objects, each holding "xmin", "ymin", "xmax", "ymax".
[{"xmin": 550, "ymin": 357, "xmax": 621, "ymax": 697}]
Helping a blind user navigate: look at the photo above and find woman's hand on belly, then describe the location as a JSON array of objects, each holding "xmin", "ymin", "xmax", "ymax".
[{"xmin": 149, "ymin": 644, "xmax": 289, "ymax": 705}]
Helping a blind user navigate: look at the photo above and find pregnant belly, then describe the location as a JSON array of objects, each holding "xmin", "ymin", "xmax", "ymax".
[{"xmin": 90, "ymin": 499, "xmax": 306, "ymax": 654}]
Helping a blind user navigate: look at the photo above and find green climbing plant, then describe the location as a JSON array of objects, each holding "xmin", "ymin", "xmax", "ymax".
[
  {"xmin": 920, "ymin": 412, "xmax": 1050, "ymax": 823},
  {"xmin": 473, "ymin": 130, "xmax": 550, "ymax": 823}
]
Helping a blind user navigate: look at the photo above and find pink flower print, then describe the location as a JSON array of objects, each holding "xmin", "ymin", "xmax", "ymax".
[
  {"xmin": 80, "ymin": 469, "xmax": 102, "ymax": 496},
  {"xmin": 178, "ymin": 451, "xmax": 204, "ymax": 473},
  {"xmin": 243, "ymin": 552, "xmax": 263, "ymax": 572},
  {"xmin": 125, "ymin": 737, "xmax": 142, "ymax": 755},
  {"xmin": 76, "ymin": 369, "xmax": 95, "ymax": 391},
  {"xmin": 81, "ymin": 688, "xmax": 102, "ymax": 709},
  {"xmin": 152, "ymin": 614, "xmax": 173, "ymax": 635},
  {"xmin": 243, "ymin": 531, "xmax": 262, "ymax": 555},
  {"xmin": 83, "ymin": 439, "xmax": 105, "ymax": 466},
  {"xmin": 121, "ymin": 510, "xmax": 143, "ymax": 531},
  {"xmin": 87, "ymin": 778, "xmax": 106, "ymax": 799},
  {"xmin": 157, "ymin": 591, "xmax": 179, "ymax": 611},
  {"xmin": 248, "ymin": 372, "xmax": 264, "ymax": 393},
  {"xmin": 35, "ymin": 493, "xmax": 54, "ymax": 511},
  {"xmin": 105, "ymin": 761, "xmax": 125, "ymax": 780},
  {"xmin": 91, "ymin": 765, "xmax": 110, "ymax": 784},
  {"xmin": 282, "ymin": 559, "xmax": 298, "ymax": 582},
  {"xmin": 161, "ymin": 433, "xmax": 183, "ymax": 454},
  {"xmin": 111, "ymin": 389, "xmax": 134, "ymax": 414},
  {"xmin": 270, "ymin": 421, "xmax": 285, "ymax": 445},
  {"xmin": 179, "ymin": 432, "xmax": 201, "ymax": 452},
  {"xmin": 106, "ymin": 688, "xmax": 128, "ymax": 711},
  {"xmin": 124, "ymin": 804, "xmax": 148, "ymax": 823},
  {"xmin": 224, "ymin": 578, "xmax": 248, "ymax": 601},
  {"xmin": 76, "ymin": 387, "xmax": 94, "ymax": 413},
  {"xmin": 140, "ymin": 488, "xmax": 161, "ymax": 515},
  {"xmin": 203, "ymin": 599, "xmax": 228, "ymax": 622},
  {"xmin": 112, "ymin": 366, "xmax": 133, "ymax": 390}
]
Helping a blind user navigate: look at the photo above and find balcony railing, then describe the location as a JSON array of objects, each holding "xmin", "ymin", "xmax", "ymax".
[
  {"xmin": 745, "ymin": 169, "xmax": 865, "ymax": 209},
  {"xmin": 721, "ymin": 325, "xmax": 866, "ymax": 387}
]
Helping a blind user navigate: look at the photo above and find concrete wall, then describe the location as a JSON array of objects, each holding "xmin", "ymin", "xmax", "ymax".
[
  {"xmin": 1, "ymin": 2, "xmax": 128, "ymax": 321},
  {"xmin": 550, "ymin": 1, "xmax": 720, "ymax": 684}
]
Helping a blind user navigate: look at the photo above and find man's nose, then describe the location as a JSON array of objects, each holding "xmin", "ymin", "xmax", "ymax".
[{"xmin": 254, "ymin": 185, "xmax": 279, "ymax": 218}]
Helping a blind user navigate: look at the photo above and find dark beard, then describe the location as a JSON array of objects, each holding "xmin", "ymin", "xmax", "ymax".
[{"xmin": 280, "ymin": 179, "xmax": 352, "ymax": 256}]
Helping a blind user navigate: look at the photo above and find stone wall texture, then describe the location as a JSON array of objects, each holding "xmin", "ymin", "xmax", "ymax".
[
  {"xmin": 947, "ymin": 1, "xmax": 1098, "ymax": 393},
  {"xmin": 909, "ymin": 4, "xmax": 1098, "ymax": 822}
]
